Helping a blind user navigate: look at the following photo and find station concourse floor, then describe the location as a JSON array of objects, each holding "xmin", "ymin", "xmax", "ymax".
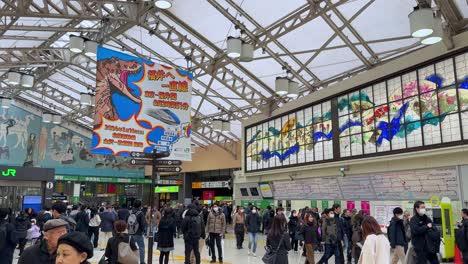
[{"xmin": 12, "ymin": 233, "xmax": 338, "ymax": 264}]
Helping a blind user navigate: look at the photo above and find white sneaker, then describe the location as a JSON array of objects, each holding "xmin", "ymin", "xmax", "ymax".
[
  {"xmin": 248, "ymin": 249, "xmax": 251, "ymax": 256},
  {"xmin": 253, "ymin": 253, "xmax": 257, "ymax": 257}
]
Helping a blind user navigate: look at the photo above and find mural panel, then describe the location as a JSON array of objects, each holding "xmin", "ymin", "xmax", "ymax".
[{"xmin": 0, "ymin": 105, "xmax": 143, "ymax": 177}]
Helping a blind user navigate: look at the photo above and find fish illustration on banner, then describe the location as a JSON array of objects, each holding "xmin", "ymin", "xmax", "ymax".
[{"xmin": 91, "ymin": 47, "xmax": 192, "ymax": 161}]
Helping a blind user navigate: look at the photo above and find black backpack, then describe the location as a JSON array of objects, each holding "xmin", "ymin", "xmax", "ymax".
[
  {"xmin": 0, "ymin": 222, "xmax": 7, "ymax": 251},
  {"xmin": 426, "ymin": 228, "xmax": 441, "ymax": 254},
  {"xmin": 456, "ymin": 224, "xmax": 468, "ymax": 251},
  {"xmin": 190, "ymin": 215, "xmax": 202, "ymax": 239}
]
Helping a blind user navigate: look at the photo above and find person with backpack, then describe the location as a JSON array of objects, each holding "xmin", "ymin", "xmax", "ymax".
[
  {"xmin": 456, "ymin": 208, "xmax": 468, "ymax": 264},
  {"xmin": 37, "ymin": 206, "xmax": 53, "ymax": 231},
  {"xmin": 317, "ymin": 208, "xmax": 344, "ymax": 264},
  {"xmin": 245, "ymin": 206, "xmax": 261, "ymax": 257},
  {"xmin": 52, "ymin": 201, "xmax": 77, "ymax": 231},
  {"xmin": 100, "ymin": 206, "xmax": 116, "ymax": 251},
  {"xmin": 410, "ymin": 201, "xmax": 440, "ymax": 264},
  {"xmin": 128, "ymin": 200, "xmax": 146, "ymax": 264},
  {"xmin": 0, "ymin": 208, "xmax": 18, "ymax": 264},
  {"xmin": 75, "ymin": 205, "xmax": 90, "ymax": 234},
  {"xmin": 206, "ymin": 203, "xmax": 226, "ymax": 263},
  {"xmin": 157, "ymin": 208, "xmax": 177, "ymax": 264},
  {"xmin": 182, "ymin": 203, "xmax": 206, "ymax": 264},
  {"xmin": 15, "ymin": 210, "xmax": 32, "ymax": 256},
  {"xmin": 105, "ymin": 220, "xmax": 138, "ymax": 264},
  {"xmin": 388, "ymin": 207, "xmax": 407, "ymax": 264}
]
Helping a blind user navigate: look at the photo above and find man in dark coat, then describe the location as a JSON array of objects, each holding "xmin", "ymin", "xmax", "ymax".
[
  {"xmin": 117, "ymin": 204, "xmax": 130, "ymax": 221},
  {"xmin": 18, "ymin": 219, "xmax": 68, "ymax": 264},
  {"xmin": 388, "ymin": 207, "xmax": 407, "ymax": 264},
  {"xmin": 0, "ymin": 208, "xmax": 18, "ymax": 264},
  {"xmin": 182, "ymin": 204, "xmax": 206, "ymax": 264}
]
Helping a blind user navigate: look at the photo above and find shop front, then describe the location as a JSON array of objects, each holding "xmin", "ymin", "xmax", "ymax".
[
  {"xmin": 0, "ymin": 165, "xmax": 54, "ymax": 212},
  {"xmin": 192, "ymin": 181, "xmax": 233, "ymax": 205}
]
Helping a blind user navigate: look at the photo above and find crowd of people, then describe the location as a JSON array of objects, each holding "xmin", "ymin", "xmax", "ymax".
[{"xmin": 1, "ymin": 200, "xmax": 468, "ymax": 264}]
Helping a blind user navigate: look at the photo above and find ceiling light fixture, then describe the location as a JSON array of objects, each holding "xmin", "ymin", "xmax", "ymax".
[
  {"xmin": 421, "ymin": 16, "xmax": 443, "ymax": 45},
  {"xmin": 80, "ymin": 93, "xmax": 92, "ymax": 106},
  {"xmin": 42, "ymin": 113, "xmax": 53, "ymax": 123},
  {"xmin": 69, "ymin": 35, "xmax": 85, "ymax": 53},
  {"xmin": 222, "ymin": 120, "xmax": 231, "ymax": 133},
  {"xmin": 240, "ymin": 41, "xmax": 254, "ymax": 62},
  {"xmin": 0, "ymin": 97, "xmax": 11, "ymax": 109},
  {"xmin": 155, "ymin": 0, "xmax": 173, "ymax": 9},
  {"xmin": 213, "ymin": 119, "xmax": 223, "ymax": 132},
  {"xmin": 409, "ymin": 7, "xmax": 434, "ymax": 38},
  {"xmin": 226, "ymin": 36, "xmax": 242, "ymax": 58},
  {"xmin": 6, "ymin": 71, "xmax": 21, "ymax": 85},
  {"xmin": 287, "ymin": 80, "xmax": 299, "ymax": 98},
  {"xmin": 90, "ymin": 94, "xmax": 96, "ymax": 107},
  {"xmin": 84, "ymin": 40, "xmax": 98, "ymax": 57},
  {"xmin": 52, "ymin": 114, "xmax": 62, "ymax": 125},
  {"xmin": 275, "ymin": 76, "xmax": 289, "ymax": 96}
]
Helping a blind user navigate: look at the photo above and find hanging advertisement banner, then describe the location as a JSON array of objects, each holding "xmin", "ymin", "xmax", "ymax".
[
  {"xmin": 91, "ymin": 47, "xmax": 192, "ymax": 161},
  {"xmin": 346, "ymin": 201, "xmax": 355, "ymax": 210}
]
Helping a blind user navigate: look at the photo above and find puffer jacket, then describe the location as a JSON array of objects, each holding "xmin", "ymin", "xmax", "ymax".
[{"xmin": 206, "ymin": 211, "xmax": 226, "ymax": 234}]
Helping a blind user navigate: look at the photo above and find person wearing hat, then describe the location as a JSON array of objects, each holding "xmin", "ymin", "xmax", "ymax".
[
  {"xmin": 56, "ymin": 232, "xmax": 94, "ymax": 264},
  {"xmin": 18, "ymin": 219, "xmax": 69, "ymax": 264}
]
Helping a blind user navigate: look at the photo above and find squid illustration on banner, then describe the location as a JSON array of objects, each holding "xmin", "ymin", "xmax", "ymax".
[{"xmin": 91, "ymin": 47, "xmax": 192, "ymax": 161}]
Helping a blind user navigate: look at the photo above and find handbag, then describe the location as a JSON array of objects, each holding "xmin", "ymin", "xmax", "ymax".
[
  {"xmin": 262, "ymin": 234, "xmax": 284, "ymax": 264},
  {"xmin": 118, "ymin": 236, "xmax": 139, "ymax": 264}
]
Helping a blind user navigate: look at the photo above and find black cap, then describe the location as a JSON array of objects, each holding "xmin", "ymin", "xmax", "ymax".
[{"xmin": 58, "ymin": 232, "xmax": 93, "ymax": 259}]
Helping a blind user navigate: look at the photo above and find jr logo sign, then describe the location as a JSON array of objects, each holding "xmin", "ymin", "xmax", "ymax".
[{"xmin": 1, "ymin": 169, "xmax": 16, "ymax": 177}]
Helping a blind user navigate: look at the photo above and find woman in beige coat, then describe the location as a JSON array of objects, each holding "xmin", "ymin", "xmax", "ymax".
[{"xmin": 233, "ymin": 207, "xmax": 246, "ymax": 249}]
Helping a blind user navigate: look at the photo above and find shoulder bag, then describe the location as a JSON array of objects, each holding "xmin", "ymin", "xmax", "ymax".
[{"xmin": 262, "ymin": 234, "xmax": 284, "ymax": 264}]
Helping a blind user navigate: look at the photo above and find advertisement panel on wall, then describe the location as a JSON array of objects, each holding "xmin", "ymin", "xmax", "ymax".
[{"xmin": 91, "ymin": 47, "xmax": 192, "ymax": 161}]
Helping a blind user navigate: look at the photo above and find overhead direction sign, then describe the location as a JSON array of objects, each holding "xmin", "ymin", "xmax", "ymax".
[
  {"xmin": 154, "ymin": 160, "xmax": 182, "ymax": 166},
  {"xmin": 154, "ymin": 167, "xmax": 182, "ymax": 173},
  {"xmin": 130, "ymin": 151, "xmax": 171, "ymax": 159}
]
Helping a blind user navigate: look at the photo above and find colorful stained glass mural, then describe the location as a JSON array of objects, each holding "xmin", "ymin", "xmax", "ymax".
[
  {"xmin": 245, "ymin": 101, "xmax": 333, "ymax": 171},
  {"xmin": 245, "ymin": 50, "xmax": 468, "ymax": 173}
]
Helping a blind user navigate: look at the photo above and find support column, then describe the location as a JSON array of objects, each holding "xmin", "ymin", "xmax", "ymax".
[{"xmin": 181, "ymin": 173, "xmax": 193, "ymax": 205}]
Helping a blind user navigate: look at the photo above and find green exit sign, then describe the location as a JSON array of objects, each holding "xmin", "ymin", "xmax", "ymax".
[
  {"xmin": 1, "ymin": 168, "xmax": 16, "ymax": 177},
  {"xmin": 155, "ymin": 186, "xmax": 179, "ymax": 193}
]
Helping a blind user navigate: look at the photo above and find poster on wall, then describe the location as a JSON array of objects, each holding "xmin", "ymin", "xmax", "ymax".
[
  {"xmin": 259, "ymin": 182, "xmax": 273, "ymax": 198},
  {"xmin": 91, "ymin": 47, "xmax": 192, "ymax": 161}
]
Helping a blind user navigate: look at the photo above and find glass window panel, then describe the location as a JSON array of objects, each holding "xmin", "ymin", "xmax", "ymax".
[
  {"xmin": 373, "ymin": 81, "xmax": 387, "ymax": 106},
  {"xmin": 290, "ymin": 152, "xmax": 297, "ymax": 165},
  {"xmin": 339, "ymin": 115, "xmax": 350, "ymax": 137},
  {"xmin": 420, "ymin": 91, "xmax": 438, "ymax": 119},
  {"xmin": 246, "ymin": 157, "xmax": 252, "ymax": 171},
  {"xmin": 262, "ymin": 157, "xmax": 269, "ymax": 169},
  {"xmin": 348, "ymin": 114, "xmax": 362, "ymax": 134},
  {"xmin": 262, "ymin": 122, "xmax": 269, "ymax": 138},
  {"xmin": 422, "ymin": 119, "xmax": 441, "ymax": 145},
  {"xmin": 435, "ymin": 58, "xmax": 455, "ymax": 87},
  {"xmin": 461, "ymin": 111, "xmax": 468, "ymax": 140},
  {"xmin": 322, "ymin": 101, "xmax": 332, "ymax": 121},
  {"xmin": 350, "ymin": 134, "xmax": 363, "ymax": 156},
  {"xmin": 455, "ymin": 53, "xmax": 468, "ymax": 83},
  {"xmin": 304, "ymin": 107, "xmax": 313, "ymax": 126},
  {"xmin": 340, "ymin": 136, "xmax": 351, "ymax": 158},
  {"xmin": 315, "ymin": 141, "xmax": 324, "ymax": 161},
  {"xmin": 406, "ymin": 122, "xmax": 423, "ymax": 148},
  {"xmin": 374, "ymin": 105, "xmax": 389, "ymax": 128},
  {"xmin": 251, "ymin": 157, "xmax": 257, "ymax": 170},
  {"xmin": 304, "ymin": 125, "xmax": 313, "ymax": 145},
  {"xmin": 460, "ymin": 89, "xmax": 468, "ymax": 111},
  {"xmin": 268, "ymin": 120, "xmax": 275, "ymax": 138},
  {"xmin": 391, "ymin": 126, "xmax": 406, "ymax": 150},
  {"xmin": 388, "ymin": 76, "xmax": 402, "ymax": 102},
  {"xmin": 440, "ymin": 113, "xmax": 461, "ymax": 143},
  {"xmin": 282, "ymin": 152, "xmax": 290, "ymax": 166},
  {"xmin": 377, "ymin": 138, "xmax": 391, "ymax": 153},
  {"xmin": 389, "ymin": 100, "xmax": 405, "ymax": 124},
  {"xmin": 404, "ymin": 96, "xmax": 421, "ymax": 122},
  {"xmin": 338, "ymin": 95, "xmax": 349, "ymax": 116},
  {"xmin": 361, "ymin": 86, "xmax": 374, "ymax": 110},
  {"xmin": 257, "ymin": 157, "xmax": 263, "ymax": 169},
  {"xmin": 362, "ymin": 107, "xmax": 375, "ymax": 132},
  {"xmin": 313, "ymin": 104, "xmax": 322, "ymax": 123},
  {"xmin": 402, "ymin": 71, "xmax": 418, "ymax": 98},
  {"xmin": 269, "ymin": 154, "xmax": 275, "ymax": 168},
  {"xmin": 297, "ymin": 109, "xmax": 305, "ymax": 129},
  {"xmin": 363, "ymin": 131, "xmax": 377, "ymax": 154},
  {"xmin": 349, "ymin": 91, "xmax": 361, "ymax": 114},
  {"xmin": 297, "ymin": 145, "xmax": 306, "ymax": 164},
  {"xmin": 305, "ymin": 144, "xmax": 314, "ymax": 162},
  {"xmin": 438, "ymin": 88, "xmax": 458, "ymax": 116},
  {"xmin": 273, "ymin": 156, "xmax": 280, "ymax": 168},
  {"xmin": 418, "ymin": 64, "xmax": 436, "ymax": 92},
  {"xmin": 323, "ymin": 140, "xmax": 333, "ymax": 160},
  {"xmin": 296, "ymin": 126, "xmax": 305, "ymax": 146},
  {"xmin": 274, "ymin": 117, "xmax": 281, "ymax": 130},
  {"xmin": 323, "ymin": 120, "xmax": 332, "ymax": 141}
]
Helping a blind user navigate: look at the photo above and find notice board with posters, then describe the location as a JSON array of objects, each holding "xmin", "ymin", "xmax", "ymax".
[{"xmin": 91, "ymin": 47, "xmax": 192, "ymax": 161}]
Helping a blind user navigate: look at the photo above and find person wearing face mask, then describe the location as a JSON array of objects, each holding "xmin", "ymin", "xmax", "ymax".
[
  {"xmin": 317, "ymin": 208, "xmax": 343, "ymax": 264},
  {"xmin": 388, "ymin": 207, "xmax": 407, "ymax": 264},
  {"xmin": 245, "ymin": 206, "xmax": 261, "ymax": 257},
  {"xmin": 233, "ymin": 207, "xmax": 246, "ymax": 249},
  {"xmin": 288, "ymin": 210, "xmax": 300, "ymax": 252},
  {"xmin": 410, "ymin": 201, "xmax": 440, "ymax": 264},
  {"xmin": 206, "ymin": 203, "xmax": 226, "ymax": 263}
]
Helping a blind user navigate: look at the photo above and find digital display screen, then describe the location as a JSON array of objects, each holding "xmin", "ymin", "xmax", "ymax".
[
  {"xmin": 23, "ymin": 196, "xmax": 41, "ymax": 204},
  {"xmin": 240, "ymin": 188, "xmax": 249, "ymax": 196},
  {"xmin": 249, "ymin": 187, "xmax": 259, "ymax": 196}
]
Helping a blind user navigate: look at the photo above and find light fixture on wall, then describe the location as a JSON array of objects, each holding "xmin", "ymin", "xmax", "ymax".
[
  {"xmin": 6, "ymin": 71, "xmax": 35, "ymax": 87},
  {"xmin": 155, "ymin": 0, "xmax": 173, "ymax": 9},
  {"xmin": 69, "ymin": 35, "xmax": 98, "ymax": 57},
  {"xmin": 421, "ymin": 15, "xmax": 443, "ymax": 45},
  {"xmin": 0, "ymin": 97, "xmax": 11, "ymax": 109},
  {"xmin": 409, "ymin": 7, "xmax": 434, "ymax": 38}
]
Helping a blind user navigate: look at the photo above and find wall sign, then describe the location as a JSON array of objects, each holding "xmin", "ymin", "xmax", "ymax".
[
  {"xmin": 0, "ymin": 166, "xmax": 54, "ymax": 181},
  {"xmin": 155, "ymin": 186, "xmax": 179, "ymax": 193},
  {"xmin": 91, "ymin": 47, "xmax": 192, "ymax": 161},
  {"xmin": 202, "ymin": 190, "xmax": 215, "ymax": 200},
  {"xmin": 192, "ymin": 181, "xmax": 229, "ymax": 189},
  {"xmin": 55, "ymin": 175, "xmax": 182, "ymax": 185}
]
